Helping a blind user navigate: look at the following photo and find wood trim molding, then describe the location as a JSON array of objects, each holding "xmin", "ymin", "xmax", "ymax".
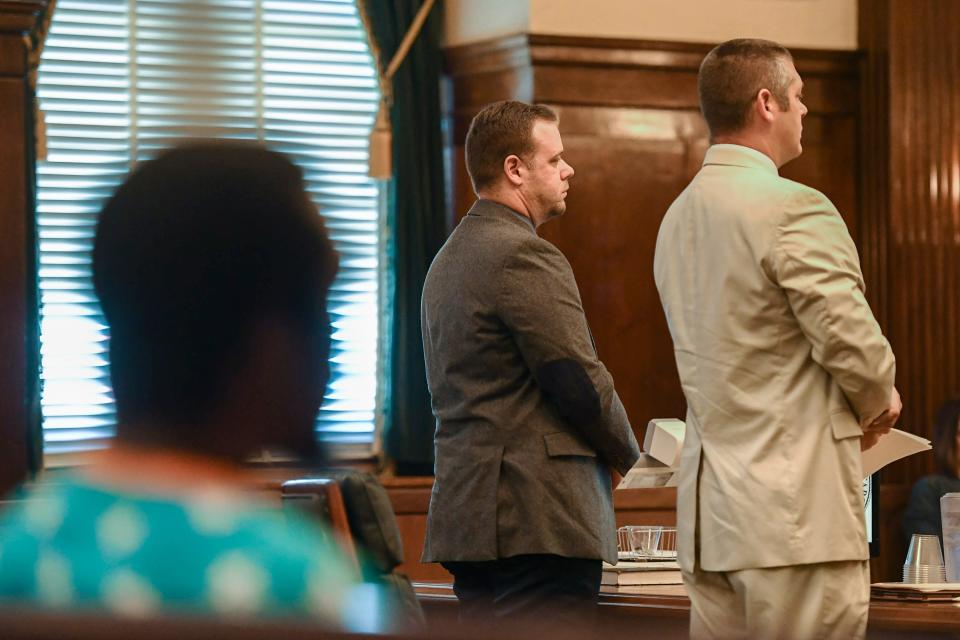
[
  {"xmin": 444, "ymin": 33, "xmax": 860, "ymax": 120},
  {"xmin": 857, "ymin": 0, "xmax": 891, "ymax": 332},
  {"xmin": 613, "ymin": 487, "xmax": 676, "ymax": 511},
  {"xmin": 446, "ymin": 33, "xmax": 858, "ymax": 76},
  {"xmin": 0, "ymin": 0, "xmax": 52, "ymax": 496},
  {"xmin": 0, "ymin": 1, "xmax": 49, "ymax": 33}
]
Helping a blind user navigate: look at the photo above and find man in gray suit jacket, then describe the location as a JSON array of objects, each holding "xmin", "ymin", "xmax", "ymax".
[{"xmin": 421, "ymin": 101, "xmax": 640, "ymax": 626}]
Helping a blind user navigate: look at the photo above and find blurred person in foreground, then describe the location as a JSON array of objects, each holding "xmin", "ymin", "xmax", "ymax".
[
  {"xmin": 903, "ymin": 399, "xmax": 960, "ymax": 545},
  {"xmin": 654, "ymin": 39, "xmax": 900, "ymax": 639},
  {"xmin": 0, "ymin": 143, "xmax": 362, "ymax": 623},
  {"xmin": 420, "ymin": 100, "xmax": 641, "ymax": 630}
]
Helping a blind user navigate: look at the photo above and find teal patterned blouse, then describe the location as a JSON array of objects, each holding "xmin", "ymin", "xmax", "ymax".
[{"xmin": 0, "ymin": 475, "xmax": 359, "ymax": 623}]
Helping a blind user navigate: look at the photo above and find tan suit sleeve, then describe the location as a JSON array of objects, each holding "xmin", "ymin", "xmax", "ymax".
[
  {"xmin": 498, "ymin": 237, "xmax": 640, "ymax": 475},
  {"xmin": 767, "ymin": 188, "xmax": 895, "ymax": 425}
]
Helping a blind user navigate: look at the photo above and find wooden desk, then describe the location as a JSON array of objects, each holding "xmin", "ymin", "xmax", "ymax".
[
  {"xmin": 385, "ymin": 482, "xmax": 914, "ymax": 585},
  {"xmin": 385, "ymin": 483, "xmax": 680, "ymax": 583},
  {"xmin": 415, "ymin": 582, "xmax": 960, "ymax": 639}
]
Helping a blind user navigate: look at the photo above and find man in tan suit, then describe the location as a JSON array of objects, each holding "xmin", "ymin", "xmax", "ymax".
[{"xmin": 654, "ymin": 39, "xmax": 902, "ymax": 639}]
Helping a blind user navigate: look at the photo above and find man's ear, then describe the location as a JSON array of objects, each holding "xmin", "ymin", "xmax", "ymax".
[
  {"xmin": 503, "ymin": 154, "xmax": 524, "ymax": 187},
  {"xmin": 756, "ymin": 88, "xmax": 776, "ymax": 123}
]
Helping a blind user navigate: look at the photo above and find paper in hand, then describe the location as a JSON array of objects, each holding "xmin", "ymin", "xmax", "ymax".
[{"xmin": 861, "ymin": 428, "xmax": 930, "ymax": 478}]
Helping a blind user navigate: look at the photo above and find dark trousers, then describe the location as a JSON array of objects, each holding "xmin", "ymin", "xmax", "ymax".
[{"xmin": 442, "ymin": 554, "xmax": 602, "ymax": 632}]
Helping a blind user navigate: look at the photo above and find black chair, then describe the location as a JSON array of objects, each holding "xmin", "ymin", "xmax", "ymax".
[
  {"xmin": 283, "ymin": 471, "xmax": 425, "ymax": 629},
  {"xmin": 281, "ymin": 478, "xmax": 361, "ymax": 575}
]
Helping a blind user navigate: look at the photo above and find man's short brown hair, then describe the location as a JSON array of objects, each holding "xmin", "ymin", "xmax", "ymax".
[
  {"xmin": 698, "ymin": 38, "xmax": 794, "ymax": 138},
  {"xmin": 465, "ymin": 100, "xmax": 558, "ymax": 193}
]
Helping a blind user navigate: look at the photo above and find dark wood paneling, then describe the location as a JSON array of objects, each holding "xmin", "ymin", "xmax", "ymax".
[
  {"xmin": 873, "ymin": 483, "xmax": 911, "ymax": 583},
  {"xmin": 859, "ymin": 0, "xmax": 892, "ymax": 333},
  {"xmin": 383, "ymin": 477, "xmax": 452, "ymax": 582},
  {"xmin": 860, "ymin": 0, "xmax": 960, "ymax": 486},
  {"xmin": 444, "ymin": 34, "xmax": 861, "ymax": 445},
  {"xmin": 887, "ymin": 0, "xmax": 960, "ymax": 476},
  {"xmin": 0, "ymin": 36, "xmax": 22, "ymax": 74},
  {"xmin": 385, "ymin": 479, "xmax": 678, "ymax": 583},
  {"xmin": 0, "ymin": 76, "xmax": 29, "ymax": 496},
  {"xmin": 0, "ymin": 0, "xmax": 48, "ymax": 497}
]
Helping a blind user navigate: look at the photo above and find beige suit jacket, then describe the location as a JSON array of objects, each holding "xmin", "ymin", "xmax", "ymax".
[{"xmin": 654, "ymin": 144, "xmax": 895, "ymax": 572}]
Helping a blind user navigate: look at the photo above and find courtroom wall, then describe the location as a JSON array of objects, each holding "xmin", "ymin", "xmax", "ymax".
[{"xmin": 445, "ymin": 0, "xmax": 857, "ymax": 49}]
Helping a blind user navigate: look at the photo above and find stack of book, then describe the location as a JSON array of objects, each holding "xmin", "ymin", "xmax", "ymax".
[
  {"xmin": 871, "ymin": 582, "xmax": 960, "ymax": 602},
  {"xmin": 601, "ymin": 560, "xmax": 683, "ymax": 586}
]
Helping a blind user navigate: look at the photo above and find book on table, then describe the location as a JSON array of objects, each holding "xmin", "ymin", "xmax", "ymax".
[
  {"xmin": 601, "ymin": 560, "xmax": 683, "ymax": 586},
  {"xmin": 871, "ymin": 582, "xmax": 960, "ymax": 602}
]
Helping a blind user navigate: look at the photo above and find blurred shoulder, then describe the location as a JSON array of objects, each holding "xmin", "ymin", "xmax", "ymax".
[{"xmin": 911, "ymin": 474, "xmax": 960, "ymax": 496}]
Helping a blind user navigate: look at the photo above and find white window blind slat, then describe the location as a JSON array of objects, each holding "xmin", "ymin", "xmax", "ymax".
[{"xmin": 37, "ymin": 0, "xmax": 381, "ymax": 461}]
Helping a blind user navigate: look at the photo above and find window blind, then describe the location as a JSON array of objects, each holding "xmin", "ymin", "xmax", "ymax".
[{"xmin": 36, "ymin": 0, "xmax": 381, "ymax": 463}]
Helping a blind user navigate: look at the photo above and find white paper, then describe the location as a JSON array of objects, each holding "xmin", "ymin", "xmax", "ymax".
[
  {"xmin": 861, "ymin": 428, "xmax": 930, "ymax": 478},
  {"xmin": 616, "ymin": 453, "xmax": 675, "ymax": 490}
]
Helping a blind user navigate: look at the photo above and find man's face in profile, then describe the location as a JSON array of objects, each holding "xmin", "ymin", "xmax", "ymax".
[
  {"xmin": 521, "ymin": 120, "xmax": 575, "ymax": 226},
  {"xmin": 772, "ymin": 59, "xmax": 807, "ymax": 165}
]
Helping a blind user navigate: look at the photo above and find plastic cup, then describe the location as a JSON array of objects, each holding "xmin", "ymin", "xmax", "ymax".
[
  {"xmin": 903, "ymin": 534, "xmax": 946, "ymax": 584},
  {"xmin": 627, "ymin": 526, "xmax": 663, "ymax": 557},
  {"xmin": 941, "ymin": 493, "xmax": 960, "ymax": 581}
]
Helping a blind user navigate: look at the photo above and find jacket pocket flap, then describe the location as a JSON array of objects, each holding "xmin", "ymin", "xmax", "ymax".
[
  {"xmin": 830, "ymin": 411, "xmax": 863, "ymax": 440},
  {"xmin": 544, "ymin": 432, "xmax": 597, "ymax": 457}
]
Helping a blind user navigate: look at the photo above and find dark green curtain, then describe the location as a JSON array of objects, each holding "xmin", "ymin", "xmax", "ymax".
[
  {"xmin": 365, "ymin": 0, "xmax": 446, "ymax": 474},
  {"xmin": 25, "ymin": 90, "xmax": 43, "ymax": 476},
  {"xmin": 26, "ymin": 11, "xmax": 51, "ymax": 476}
]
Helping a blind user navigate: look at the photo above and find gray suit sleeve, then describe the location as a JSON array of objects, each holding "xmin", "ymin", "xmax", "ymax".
[{"xmin": 498, "ymin": 237, "xmax": 641, "ymax": 474}]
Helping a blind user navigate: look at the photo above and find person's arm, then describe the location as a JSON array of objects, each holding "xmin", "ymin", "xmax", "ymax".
[
  {"xmin": 766, "ymin": 189, "xmax": 896, "ymax": 427},
  {"xmin": 498, "ymin": 237, "xmax": 641, "ymax": 475}
]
